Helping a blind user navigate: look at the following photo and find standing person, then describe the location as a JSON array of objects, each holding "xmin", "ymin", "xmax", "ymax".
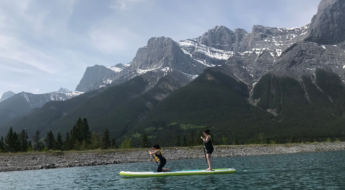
[
  {"xmin": 149, "ymin": 144, "xmax": 171, "ymax": 172},
  {"xmin": 201, "ymin": 130, "xmax": 213, "ymax": 171}
]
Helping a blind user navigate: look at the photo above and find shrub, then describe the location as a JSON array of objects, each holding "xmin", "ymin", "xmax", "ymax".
[
  {"xmin": 120, "ymin": 138, "xmax": 133, "ymax": 149},
  {"xmin": 335, "ymin": 138, "xmax": 340, "ymax": 142},
  {"xmin": 270, "ymin": 140, "xmax": 276, "ymax": 144},
  {"xmin": 42, "ymin": 147, "xmax": 48, "ymax": 152},
  {"xmin": 327, "ymin": 138, "xmax": 331, "ymax": 142},
  {"xmin": 0, "ymin": 149, "xmax": 2, "ymax": 153},
  {"xmin": 26, "ymin": 146, "xmax": 33, "ymax": 152},
  {"xmin": 221, "ymin": 137, "xmax": 228, "ymax": 145}
]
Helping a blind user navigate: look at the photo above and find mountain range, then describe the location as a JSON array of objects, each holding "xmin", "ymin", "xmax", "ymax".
[{"xmin": 1, "ymin": 0, "xmax": 345, "ymax": 145}]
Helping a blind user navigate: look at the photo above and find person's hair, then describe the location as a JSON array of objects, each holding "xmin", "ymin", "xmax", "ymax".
[
  {"xmin": 204, "ymin": 130, "xmax": 210, "ymax": 135},
  {"xmin": 153, "ymin": 144, "xmax": 161, "ymax": 149}
]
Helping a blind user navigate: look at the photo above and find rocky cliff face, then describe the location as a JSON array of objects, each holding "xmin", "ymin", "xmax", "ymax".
[
  {"xmin": 130, "ymin": 37, "xmax": 205, "ymax": 75},
  {"xmin": 306, "ymin": 0, "xmax": 345, "ymax": 44},
  {"xmin": 75, "ymin": 64, "xmax": 128, "ymax": 92}
]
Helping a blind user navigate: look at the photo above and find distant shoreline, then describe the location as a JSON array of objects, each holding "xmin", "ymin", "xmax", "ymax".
[{"xmin": 0, "ymin": 142, "xmax": 344, "ymax": 172}]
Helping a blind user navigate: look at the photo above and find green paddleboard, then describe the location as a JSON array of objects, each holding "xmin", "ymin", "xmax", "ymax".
[{"xmin": 119, "ymin": 168, "xmax": 236, "ymax": 177}]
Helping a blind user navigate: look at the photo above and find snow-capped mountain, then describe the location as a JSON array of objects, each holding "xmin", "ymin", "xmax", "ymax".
[
  {"xmin": 75, "ymin": 23, "xmax": 310, "ymax": 92},
  {"xmin": 0, "ymin": 89, "xmax": 83, "ymax": 126},
  {"xmin": 75, "ymin": 0, "xmax": 345, "ymax": 95}
]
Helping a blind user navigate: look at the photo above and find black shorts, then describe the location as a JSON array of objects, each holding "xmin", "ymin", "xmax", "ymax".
[
  {"xmin": 157, "ymin": 158, "xmax": 166, "ymax": 172},
  {"xmin": 206, "ymin": 147, "xmax": 214, "ymax": 154}
]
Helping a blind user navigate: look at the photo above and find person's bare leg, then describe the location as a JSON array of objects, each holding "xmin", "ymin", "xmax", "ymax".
[{"xmin": 206, "ymin": 154, "xmax": 212, "ymax": 170}]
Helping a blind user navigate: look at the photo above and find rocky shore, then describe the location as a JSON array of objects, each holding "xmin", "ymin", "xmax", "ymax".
[{"xmin": 0, "ymin": 142, "xmax": 344, "ymax": 172}]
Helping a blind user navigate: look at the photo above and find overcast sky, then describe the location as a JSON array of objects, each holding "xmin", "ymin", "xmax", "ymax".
[{"xmin": 0, "ymin": 0, "xmax": 320, "ymax": 97}]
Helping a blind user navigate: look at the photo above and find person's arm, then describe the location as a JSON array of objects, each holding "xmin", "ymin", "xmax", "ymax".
[
  {"xmin": 200, "ymin": 136, "xmax": 210, "ymax": 143},
  {"xmin": 149, "ymin": 150, "xmax": 158, "ymax": 155}
]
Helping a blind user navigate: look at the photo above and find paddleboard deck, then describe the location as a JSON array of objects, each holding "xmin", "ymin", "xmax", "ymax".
[{"xmin": 119, "ymin": 168, "xmax": 236, "ymax": 177}]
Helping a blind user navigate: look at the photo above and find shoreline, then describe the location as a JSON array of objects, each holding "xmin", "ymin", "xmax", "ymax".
[{"xmin": 0, "ymin": 142, "xmax": 344, "ymax": 172}]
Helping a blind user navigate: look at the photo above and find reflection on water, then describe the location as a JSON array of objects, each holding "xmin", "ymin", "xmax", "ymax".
[{"xmin": 0, "ymin": 151, "xmax": 344, "ymax": 189}]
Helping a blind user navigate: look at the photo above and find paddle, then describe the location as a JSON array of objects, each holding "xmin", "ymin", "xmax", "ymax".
[{"xmin": 203, "ymin": 143, "xmax": 207, "ymax": 164}]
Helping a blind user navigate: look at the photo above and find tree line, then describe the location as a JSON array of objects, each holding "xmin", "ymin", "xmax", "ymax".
[{"xmin": 0, "ymin": 118, "xmax": 117, "ymax": 153}]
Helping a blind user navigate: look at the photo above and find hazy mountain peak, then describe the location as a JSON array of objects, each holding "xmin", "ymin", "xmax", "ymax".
[
  {"xmin": 0, "ymin": 91, "xmax": 16, "ymax": 102},
  {"xmin": 57, "ymin": 88, "xmax": 71, "ymax": 93}
]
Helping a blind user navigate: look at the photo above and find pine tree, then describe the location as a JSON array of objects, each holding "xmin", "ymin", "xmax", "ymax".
[
  {"xmin": 102, "ymin": 129, "xmax": 111, "ymax": 149},
  {"xmin": 18, "ymin": 130, "xmax": 29, "ymax": 152},
  {"xmin": 80, "ymin": 140, "xmax": 87, "ymax": 150},
  {"xmin": 111, "ymin": 138, "xmax": 117, "ymax": 149},
  {"xmin": 82, "ymin": 118, "xmax": 91, "ymax": 143},
  {"xmin": 13, "ymin": 132, "xmax": 20, "ymax": 152},
  {"xmin": 70, "ymin": 117, "xmax": 83, "ymax": 144},
  {"xmin": 182, "ymin": 135, "xmax": 187, "ymax": 146},
  {"xmin": 141, "ymin": 133, "xmax": 149, "ymax": 148},
  {"xmin": 175, "ymin": 135, "xmax": 181, "ymax": 147},
  {"xmin": 74, "ymin": 140, "xmax": 81, "ymax": 150},
  {"xmin": 90, "ymin": 132, "xmax": 101, "ymax": 149},
  {"xmin": 45, "ymin": 131, "xmax": 55, "ymax": 150},
  {"xmin": 5, "ymin": 127, "xmax": 15, "ymax": 152},
  {"xmin": 0, "ymin": 136, "xmax": 4, "ymax": 152},
  {"xmin": 64, "ymin": 132, "xmax": 71, "ymax": 151},
  {"xmin": 55, "ymin": 132, "xmax": 63, "ymax": 150},
  {"xmin": 33, "ymin": 130, "xmax": 44, "ymax": 151}
]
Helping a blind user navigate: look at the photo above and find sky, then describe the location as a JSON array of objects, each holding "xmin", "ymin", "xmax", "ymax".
[{"xmin": 0, "ymin": 0, "xmax": 321, "ymax": 97}]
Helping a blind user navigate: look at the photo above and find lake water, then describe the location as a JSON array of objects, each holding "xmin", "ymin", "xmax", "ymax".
[{"xmin": 0, "ymin": 151, "xmax": 344, "ymax": 189}]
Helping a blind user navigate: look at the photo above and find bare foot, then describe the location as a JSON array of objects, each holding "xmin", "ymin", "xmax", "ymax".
[{"xmin": 206, "ymin": 168, "xmax": 213, "ymax": 171}]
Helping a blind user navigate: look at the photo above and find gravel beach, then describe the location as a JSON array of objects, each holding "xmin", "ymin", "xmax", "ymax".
[{"xmin": 0, "ymin": 142, "xmax": 344, "ymax": 172}]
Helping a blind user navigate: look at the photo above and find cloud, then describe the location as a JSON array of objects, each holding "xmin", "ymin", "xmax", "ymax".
[
  {"xmin": 110, "ymin": 0, "xmax": 144, "ymax": 10},
  {"xmin": 88, "ymin": 27, "xmax": 140, "ymax": 54}
]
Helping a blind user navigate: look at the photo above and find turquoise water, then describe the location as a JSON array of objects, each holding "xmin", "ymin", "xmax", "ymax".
[{"xmin": 0, "ymin": 151, "xmax": 344, "ymax": 189}]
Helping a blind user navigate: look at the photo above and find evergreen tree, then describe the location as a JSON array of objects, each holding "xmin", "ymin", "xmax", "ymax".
[
  {"xmin": 74, "ymin": 140, "xmax": 81, "ymax": 150},
  {"xmin": 45, "ymin": 131, "xmax": 55, "ymax": 150},
  {"xmin": 90, "ymin": 132, "xmax": 102, "ymax": 149},
  {"xmin": 27, "ymin": 140, "xmax": 33, "ymax": 151},
  {"xmin": 80, "ymin": 140, "xmax": 87, "ymax": 150},
  {"xmin": 141, "ymin": 133, "xmax": 149, "ymax": 148},
  {"xmin": 182, "ymin": 135, "xmax": 187, "ymax": 146},
  {"xmin": 13, "ymin": 132, "xmax": 20, "ymax": 152},
  {"xmin": 102, "ymin": 129, "xmax": 111, "ymax": 149},
  {"xmin": 18, "ymin": 130, "xmax": 29, "ymax": 152},
  {"xmin": 64, "ymin": 132, "xmax": 71, "ymax": 151},
  {"xmin": 70, "ymin": 118, "xmax": 83, "ymax": 144},
  {"xmin": 188, "ymin": 130, "xmax": 194, "ymax": 146},
  {"xmin": 175, "ymin": 135, "xmax": 180, "ymax": 147},
  {"xmin": 55, "ymin": 132, "xmax": 63, "ymax": 150},
  {"xmin": 70, "ymin": 118, "xmax": 91, "ymax": 147},
  {"xmin": 111, "ymin": 138, "xmax": 117, "ymax": 149},
  {"xmin": 0, "ymin": 136, "xmax": 5, "ymax": 152},
  {"xmin": 82, "ymin": 118, "xmax": 91, "ymax": 143},
  {"xmin": 33, "ymin": 130, "xmax": 44, "ymax": 151},
  {"xmin": 5, "ymin": 127, "xmax": 15, "ymax": 152}
]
